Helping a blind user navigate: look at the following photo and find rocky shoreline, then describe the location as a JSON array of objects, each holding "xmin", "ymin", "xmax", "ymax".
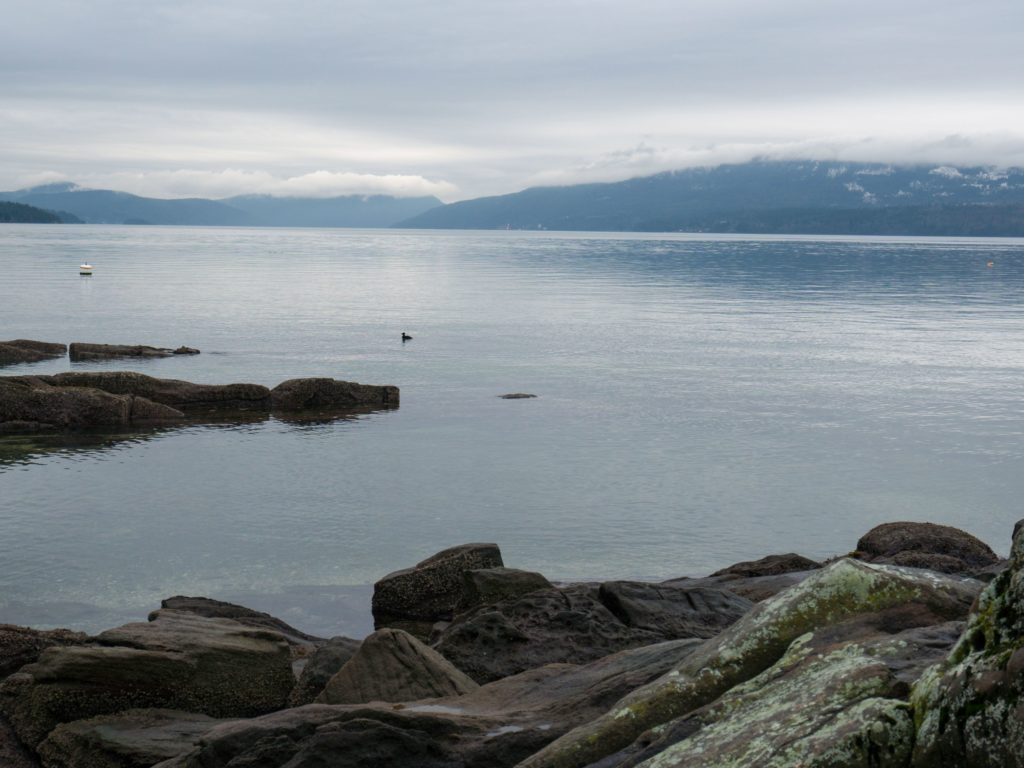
[
  {"xmin": 1, "ymin": 520, "xmax": 1021, "ymax": 767},
  {"xmin": 0, "ymin": 371, "xmax": 399, "ymax": 433}
]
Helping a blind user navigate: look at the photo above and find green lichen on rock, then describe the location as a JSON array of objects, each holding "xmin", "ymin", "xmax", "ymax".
[
  {"xmin": 911, "ymin": 524, "xmax": 1024, "ymax": 767},
  {"xmin": 637, "ymin": 637, "xmax": 914, "ymax": 768},
  {"xmin": 518, "ymin": 558, "xmax": 976, "ymax": 768}
]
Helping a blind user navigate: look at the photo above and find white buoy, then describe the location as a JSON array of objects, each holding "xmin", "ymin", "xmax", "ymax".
[{"xmin": 79, "ymin": 263, "xmax": 93, "ymax": 275}]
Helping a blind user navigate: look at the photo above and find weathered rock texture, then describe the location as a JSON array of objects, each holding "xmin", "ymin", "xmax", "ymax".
[
  {"xmin": 317, "ymin": 628, "xmax": 478, "ymax": 705},
  {"xmin": 0, "ymin": 376, "xmax": 183, "ymax": 432},
  {"xmin": 911, "ymin": 521, "xmax": 1024, "ymax": 767},
  {"xmin": 154, "ymin": 638, "xmax": 704, "ymax": 768},
  {"xmin": 270, "ymin": 377, "xmax": 398, "ymax": 411},
  {"xmin": 0, "ymin": 714, "xmax": 40, "ymax": 768},
  {"xmin": 289, "ymin": 635, "xmax": 362, "ymax": 707},
  {"xmin": 0, "ymin": 340, "xmax": 66, "ymax": 366},
  {"xmin": 457, "ymin": 567, "xmax": 553, "ymax": 612},
  {"xmin": 0, "ymin": 610, "xmax": 294, "ymax": 747},
  {"xmin": 372, "ymin": 543, "xmax": 504, "ymax": 640},
  {"xmin": 0, "ymin": 372, "xmax": 399, "ymax": 432},
  {"xmin": 69, "ymin": 343, "xmax": 200, "ymax": 361},
  {"xmin": 37, "ymin": 709, "xmax": 224, "ymax": 768},
  {"xmin": 519, "ymin": 558, "xmax": 981, "ymax": 768},
  {"xmin": 0, "ymin": 625, "xmax": 88, "ymax": 681},
  {"xmin": 856, "ymin": 521, "xmax": 1000, "ymax": 576},
  {"xmin": 434, "ymin": 582, "xmax": 751, "ymax": 684}
]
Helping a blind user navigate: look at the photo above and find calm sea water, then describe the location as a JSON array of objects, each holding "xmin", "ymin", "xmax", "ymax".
[{"xmin": 2, "ymin": 225, "xmax": 1023, "ymax": 636}]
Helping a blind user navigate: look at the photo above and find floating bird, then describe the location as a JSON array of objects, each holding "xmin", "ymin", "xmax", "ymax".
[
  {"xmin": 401, "ymin": 332, "xmax": 413, "ymax": 342},
  {"xmin": 987, "ymin": 261, "xmax": 995, "ymax": 268}
]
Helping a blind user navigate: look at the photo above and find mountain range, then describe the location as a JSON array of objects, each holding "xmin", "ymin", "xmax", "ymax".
[
  {"xmin": 3, "ymin": 161, "xmax": 1024, "ymax": 235},
  {"xmin": 0, "ymin": 183, "xmax": 442, "ymax": 227},
  {"xmin": 398, "ymin": 161, "xmax": 1024, "ymax": 235}
]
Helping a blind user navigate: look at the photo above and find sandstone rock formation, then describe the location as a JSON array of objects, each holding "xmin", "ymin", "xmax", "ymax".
[{"xmin": 68, "ymin": 343, "xmax": 200, "ymax": 361}]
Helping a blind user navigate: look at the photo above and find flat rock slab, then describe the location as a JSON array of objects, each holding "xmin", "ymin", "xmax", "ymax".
[
  {"xmin": 318, "ymin": 628, "xmax": 478, "ymax": 705},
  {"xmin": 38, "ymin": 709, "xmax": 225, "ymax": 768},
  {"xmin": 458, "ymin": 567, "xmax": 553, "ymax": 612},
  {"xmin": 270, "ymin": 377, "xmax": 398, "ymax": 410},
  {"xmin": 0, "ymin": 610, "xmax": 293, "ymax": 747},
  {"xmin": 152, "ymin": 596, "xmax": 324, "ymax": 649}
]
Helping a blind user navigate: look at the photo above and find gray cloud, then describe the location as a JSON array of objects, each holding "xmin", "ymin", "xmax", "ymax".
[{"xmin": 2, "ymin": 0, "xmax": 1022, "ymax": 200}]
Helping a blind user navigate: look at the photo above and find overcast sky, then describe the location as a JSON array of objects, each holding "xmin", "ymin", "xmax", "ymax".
[{"xmin": 2, "ymin": 0, "xmax": 1023, "ymax": 201}]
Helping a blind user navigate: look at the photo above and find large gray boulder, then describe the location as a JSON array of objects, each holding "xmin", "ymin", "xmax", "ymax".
[
  {"xmin": 317, "ymin": 628, "xmax": 478, "ymax": 705},
  {"xmin": 0, "ymin": 340, "xmax": 66, "ymax": 366},
  {"xmin": 269, "ymin": 377, "xmax": 399, "ymax": 411},
  {"xmin": 911, "ymin": 522, "xmax": 1024, "ymax": 767},
  {"xmin": 372, "ymin": 543, "xmax": 504, "ymax": 639},
  {"xmin": 37, "ymin": 709, "xmax": 224, "ymax": 768},
  {"xmin": 856, "ymin": 521, "xmax": 1000, "ymax": 576},
  {"xmin": 0, "ymin": 610, "xmax": 294, "ymax": 747},
  {"xmin": 519, "ymin": 558, "xmax": 981, "ymax": 768},
  {"xmin": 434, "ymin": 582, "xmax": 749, "ymax": 684}
]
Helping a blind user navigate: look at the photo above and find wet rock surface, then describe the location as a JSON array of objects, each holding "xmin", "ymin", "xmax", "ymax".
[
  {"xmin": 458, "ymin": 567, "xmax": 553, "ymax": 612},
  {"xmin": 270, "ymin": 377, "xmax": 398, "ymax": 411}
]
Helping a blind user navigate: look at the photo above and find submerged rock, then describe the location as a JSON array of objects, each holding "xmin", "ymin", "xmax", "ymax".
[
  {"xmin": 499, "ymin": 393, "xmax": 537, "ymax": 399},
  {"xmin": 855, "ymin": 521, "xmax": 1000, "ymax": 576},
  {"xmin": 68, "ymin": 343, "xmax": 199, "ymax": 361},
  {"xmin": 317, "ymin": 628, "xmax": 478, "ymax": 705},
  {"xmin": 0, "ymin": 340, "xmax": 66, "ymax": 366},
  {"xmin": 0, "ymin": 610, "xmax": 294, "ymax": 747},
  {"xmin": 519, "ymin": 558, "xmax": 980, "ymax": 768},
  {"xmin": 911, "ymin": 522, "xmax": 1024, "ymax": 767},
  {"xmin": 372, "ymin": 543, "xmax": 504, "ymax": 640}
]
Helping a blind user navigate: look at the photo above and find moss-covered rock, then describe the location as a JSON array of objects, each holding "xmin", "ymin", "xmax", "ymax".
[
  {"xmin": 519, "ymin": 558, "xmax": 979, "ymax": 768},
  {"xmin": 911, "ymin": 524, "xmax": 1024, "ymax": 767}
]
